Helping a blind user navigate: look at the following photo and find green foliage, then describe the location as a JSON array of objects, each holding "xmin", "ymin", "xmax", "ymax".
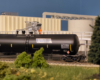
[
  {"xmin": 14, "ymin": 47, "xmax": 49, "ymax": 68},
  {"xmin": 3, "ymin": 75, "xmax": 17, "ymax": 80},
  {"xmin": 14, "ymin": 51, "xmax": 32, "ymax": 68},
  {"xmin": 0, "ymin": 61, "xmax": 9, "ymax": 78},
  {"xmin": 3, "ymin": 74, "xmax": 31, "ymax": 80},
  {"xmin": 17, "ymin": 74, "xmax": 31, "ymax": 80},
  {"xmin": 3, "ymin": 68, "xmax": 31, "ymax": 80},
  {"xmin": 88, "ymin": 16, "xmax": 100, "ymax": 64},
  {"xmin": 32, "ymin": 47, "xmax": 49, "ymax": 68},
  {"xmin": 0, "ymin": 62, "xmax": 19, "ymax": 79},
  {"xmin": 1, "ymin": 62, "xmax": 99, "ymax": 80}
]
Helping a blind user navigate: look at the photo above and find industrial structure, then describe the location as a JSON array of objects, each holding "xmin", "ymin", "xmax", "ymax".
[{"xmin": 0, "ymin": 12, "xmax": 96, "ymax": 61}]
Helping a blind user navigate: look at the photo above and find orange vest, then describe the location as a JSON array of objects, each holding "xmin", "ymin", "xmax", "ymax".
[{"xmin": 38, "ymin": 29, "xmax": 42, "ymax": 32}]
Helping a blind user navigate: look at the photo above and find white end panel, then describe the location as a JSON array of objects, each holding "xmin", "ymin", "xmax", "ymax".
[{"xmin": 68, "ymin": 20, "xmax": 94, "ymax": 32}]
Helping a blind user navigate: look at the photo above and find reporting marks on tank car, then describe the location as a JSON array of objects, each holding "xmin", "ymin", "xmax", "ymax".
[
  {"xmin": 61, "ymin": 44, "xmax": 69, "ymax": 49},
  {"xmin": 36, "ymin": 38, "xmax": 52, "ymax": 43}
]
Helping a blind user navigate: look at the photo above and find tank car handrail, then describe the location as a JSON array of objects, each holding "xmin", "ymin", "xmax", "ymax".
[{"xmin": 0, "ymin": 31, "xmax": 92, "ymax": 40}]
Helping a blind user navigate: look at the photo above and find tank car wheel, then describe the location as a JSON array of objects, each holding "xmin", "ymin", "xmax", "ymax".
[
  {"xmin": 72, "ymin": 56, "xmax": 81, "ymax": 62},
  {"xmin": 64, "ymin": 56, "xmax": 73, "ymax": 62},
  {"xmin": 76, "ymin": 56, "xmax": 81, "ymax": 62},
  {"xmin": 60, "ymin": 56, "xmax": 65, "ymax": 61}
]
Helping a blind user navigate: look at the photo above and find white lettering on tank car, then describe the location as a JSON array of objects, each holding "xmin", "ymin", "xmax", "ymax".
[{"xmin": 36, "ymin": 38, "xmax": 52, "ymax": 43}]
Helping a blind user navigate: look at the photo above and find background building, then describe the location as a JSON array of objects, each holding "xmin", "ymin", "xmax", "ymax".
[
  {"xmin": 0, "ymin": 0, "xmax": 99, "ymax": 53},
  {"xmin": 0, "ymin": 0, "xmax": 100, "ymax": 31}
]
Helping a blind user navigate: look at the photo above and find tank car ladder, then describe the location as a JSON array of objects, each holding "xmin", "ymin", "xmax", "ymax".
[{"xmin": 25, "ymin": 35, "xmax": 30, "ymax": 52}]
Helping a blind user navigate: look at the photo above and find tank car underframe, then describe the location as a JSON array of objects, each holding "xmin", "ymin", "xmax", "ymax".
[{"xmin": 61, "ymin": 54, "xmax": 86, "ymax": 62}]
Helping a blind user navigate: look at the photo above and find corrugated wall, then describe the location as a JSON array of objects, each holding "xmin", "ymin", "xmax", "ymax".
[
  {"xmin": 0, "ymin": 16, "xmax": 2, "ymax": 31},
  {"xmin": 0, "ymin": 15, "xmax": 61, "ymax": 31}
]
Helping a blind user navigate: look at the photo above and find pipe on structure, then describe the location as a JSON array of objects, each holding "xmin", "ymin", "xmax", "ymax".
[{"xmin": 42, "ymin": 12, "xmax": 96, "ymax": 20}]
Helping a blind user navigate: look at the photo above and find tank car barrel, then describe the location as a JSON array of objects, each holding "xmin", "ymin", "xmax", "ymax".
[{"xmin": 0, "ymin": 34, "xmax": 80, "ymax": 55}]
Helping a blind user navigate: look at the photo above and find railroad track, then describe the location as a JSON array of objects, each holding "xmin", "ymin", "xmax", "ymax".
[
  {"xmin": 0, "ymin": 56, "xmax": 99, "ymax": 67},
  {"xmin": 0, "ymin": 55, "xmax": 16, "ymax": 62},
  {"xmin": 47, "ymin": 60, "xmax": 99, "ymax": 67}
]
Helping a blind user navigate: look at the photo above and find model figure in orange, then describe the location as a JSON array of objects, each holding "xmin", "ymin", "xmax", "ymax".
[{"xmin": 38, "ymin": 27, "xmax": 42, "ymax": 34}]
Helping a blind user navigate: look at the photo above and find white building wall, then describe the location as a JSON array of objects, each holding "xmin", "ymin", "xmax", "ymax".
[
  {"xmin": 68, "ymin": 20, "xmax": 94, "ymax": 32},
  {"xmin": 0, "ymin": 15, "xmax": 61, "ymax": 32}
]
